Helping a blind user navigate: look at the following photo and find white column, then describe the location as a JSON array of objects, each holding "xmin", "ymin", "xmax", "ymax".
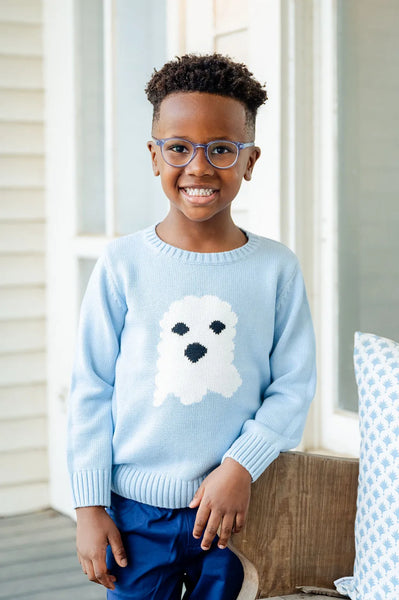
[{"xmin": 44, "ymin": 0, "xmax": 78, "ymax": 517}]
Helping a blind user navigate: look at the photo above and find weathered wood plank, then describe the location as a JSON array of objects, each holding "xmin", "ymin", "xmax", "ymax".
[
  {"xmin": 0, "ymin": 538, "xmax": 77, "ymax": 567},
  {"xmin": 15, "ymin": 586, "xmax": 105, "ymax": 600},
  {"xmin": 0, "ymin": 523, "xmax": 75, "ymax": 547},
  {"xmin": 0, "ymin": 554, "xmax": 78, "ymax": 581},
  {"xmin": 0, "ymin": 569, "xmax": 101, "ymax": 597},
  {"xmin": 232, "ymin": 452, "xmax": 358, "ymax": 598},
  {"xmin": 0, "ymin": 509, "xmax": 105, "ymax": 599},
  {"xmin": 0, "ymin": 508, "xmax": 64, "ymax": 534}
]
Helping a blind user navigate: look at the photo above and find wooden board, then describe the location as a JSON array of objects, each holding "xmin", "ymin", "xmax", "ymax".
[
  {"xmin": 232, "ymin": 452, "xmax": 358, "ymax": 598},
  {"xmin": 0, "ymin": 509, "xmax": 105, "ymax": 599}
]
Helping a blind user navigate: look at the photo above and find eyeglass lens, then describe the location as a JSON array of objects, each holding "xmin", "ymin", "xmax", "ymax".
[{"xmin": 162, "ymin": 139, "xmax": 238, "ymax": 168}]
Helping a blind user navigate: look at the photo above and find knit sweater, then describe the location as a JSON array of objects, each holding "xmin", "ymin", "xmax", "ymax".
[{"xmin": 67, "ymin": 224, "xmax": 316, "ymax": 509}]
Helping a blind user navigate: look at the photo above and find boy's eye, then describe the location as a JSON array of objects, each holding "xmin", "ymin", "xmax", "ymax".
[
  {"xmin": 208, "ymin": 141, "xmax": 236, "ymax": 156},
  {"xmin": 165, "ymin": 142, "xmax": 190, "ymax": 154},
  {"xmin": 171, "ymin": 145, "xmax": 189, "ymax": 153},
  {"xmin": 211, "ymin": 145, "xmax": 231, "ymax": 155}
]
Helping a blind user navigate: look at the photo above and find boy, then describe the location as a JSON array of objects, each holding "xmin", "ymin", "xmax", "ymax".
[{"xmin": 68, "ymin": 53, "xmax": 316, "ymax": 600}]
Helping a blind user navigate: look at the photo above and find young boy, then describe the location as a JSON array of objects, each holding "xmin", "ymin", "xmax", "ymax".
[{"xmin": 68, "ymin": 53, "xmax": 316, "ymax": 600}]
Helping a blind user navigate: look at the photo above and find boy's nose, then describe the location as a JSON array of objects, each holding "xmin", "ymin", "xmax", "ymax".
[{"xmin": 185, "ymin": 148, "xmax": 214, "ymax": 176}]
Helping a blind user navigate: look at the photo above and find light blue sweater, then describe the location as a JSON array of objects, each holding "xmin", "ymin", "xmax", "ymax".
[{"xmin": 67, "ymin": 224, "xmax": 316, "ymax": 509}]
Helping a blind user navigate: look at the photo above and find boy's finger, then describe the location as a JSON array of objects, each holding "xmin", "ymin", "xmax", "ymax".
[
  {"xmin": 201, "ymin": 510, "xmax": 222, "ymax": 551},
  {"xmin": 109, "ymin": 530, "xmax": 128, "ymax": 567},
  {"xmin": 217, "ymin": 514, "xmax": 235, "ymax": 549},
  {"xmin": 189, "ymin": 485, "xmax": 204, "ymax": 508},
  {"xmin": 92, "ymin": 558, "xmax": 116, "ymax": 590},
  {"xmin": 77, "ymin": 554, "xmax": 86, "ymax": 574},
  {"xmin": 233, "ymin": 511, "xmax": 246, "ymax": 533},
  {"xmin": 80, "ymin": 558, "xmax": 89, "ymax": 576},
  {"xmin": 192, "ymin": 502, "xmax": 211, "ymax": 539},
  {"xmin": 84, "ymin": 561, "xmax": 99, "ymax": 584}
]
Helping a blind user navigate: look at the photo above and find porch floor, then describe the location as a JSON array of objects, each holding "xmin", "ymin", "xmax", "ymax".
[
  {"xmin": 0, "ymin": 509, "xmax": 340, "ymax": 600},
  {"xmin": 0, "ymin": 508, "xmax": 105, "ymax": 599}
]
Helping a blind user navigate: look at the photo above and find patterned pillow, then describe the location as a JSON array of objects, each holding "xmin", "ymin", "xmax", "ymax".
[{"xmin": 335, "ymin": 332, "xmax": 399, "ymax": 600}]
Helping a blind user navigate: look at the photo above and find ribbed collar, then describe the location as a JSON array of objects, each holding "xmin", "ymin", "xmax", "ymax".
[{"xmin": 143, "ymin": 223, "xmax": 259, "ymax": 265}]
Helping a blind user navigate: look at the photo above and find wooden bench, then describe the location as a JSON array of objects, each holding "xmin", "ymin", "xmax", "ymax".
[{"xmin": 230, "ymin": 452, "xmax": 359, "ymax": 599}]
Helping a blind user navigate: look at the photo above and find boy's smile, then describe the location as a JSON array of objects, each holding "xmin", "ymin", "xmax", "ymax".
[{"xmin": 147, "ymin": 92, "xmax": 260, "ymax": 240}]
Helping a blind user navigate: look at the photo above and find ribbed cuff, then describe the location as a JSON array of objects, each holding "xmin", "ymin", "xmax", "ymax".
[
  {"xmin": 222, "ymin": 432, "xmax": 280, "ymax": 482},
  {"xmin": 71, "ymin": 469, "xmax": 111, "ymax": 507}
]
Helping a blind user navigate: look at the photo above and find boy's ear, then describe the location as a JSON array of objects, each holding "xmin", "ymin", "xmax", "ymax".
[
  {"xmin": 147, "ymin": 141, "xmax": 160, "ymax": 176},
  {"xmin": 244, "ymin": 146, "xmax": 261, "ymax": 181}
]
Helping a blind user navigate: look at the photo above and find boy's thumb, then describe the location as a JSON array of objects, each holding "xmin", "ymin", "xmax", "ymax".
[{"xmin": 109, "ymin": 531, "xmax": 128, "ymax": 567}]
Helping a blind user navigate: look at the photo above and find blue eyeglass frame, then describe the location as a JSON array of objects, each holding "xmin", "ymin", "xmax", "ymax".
[{"xmin": 152, "ymin": 136, "xmax": 255, "ymax": 169}]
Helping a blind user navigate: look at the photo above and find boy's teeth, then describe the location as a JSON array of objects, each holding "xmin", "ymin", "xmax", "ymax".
[{"xmin": 183, "ymin": 188, "xmax": 215, "ymax": 197}]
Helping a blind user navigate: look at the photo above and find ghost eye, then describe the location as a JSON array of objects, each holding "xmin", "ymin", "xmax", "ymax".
[
  {"xmin": 209, "ymin": 320, "xmax": 226, "ymax": 335},
  {"xmin": 172, "ymin": 322, "xmax": 190, "ymax": 336}
]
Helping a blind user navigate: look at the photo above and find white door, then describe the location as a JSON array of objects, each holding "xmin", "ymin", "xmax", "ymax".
[
  {"xmin": 313, "ymin": 0, "xmax": 399, "ymax": 456},
  {"xmin": 45, "ymin": 0, "xmax": 167, "ymax": 516}
]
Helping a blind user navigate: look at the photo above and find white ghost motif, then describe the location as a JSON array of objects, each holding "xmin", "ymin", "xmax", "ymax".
[{"xmin": 154, "ymin": 295, "xmax": 242, "ymax": 406}]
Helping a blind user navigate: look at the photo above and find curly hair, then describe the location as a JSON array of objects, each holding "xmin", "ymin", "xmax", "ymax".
[{"xmin": 145, "ymin": 53, "xmax": 267, "ymax": 134}]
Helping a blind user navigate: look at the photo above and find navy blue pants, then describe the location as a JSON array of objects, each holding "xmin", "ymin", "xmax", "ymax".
[{"xmin": 106, "ymin": 492, "xmax": 244, "ymax": 599}]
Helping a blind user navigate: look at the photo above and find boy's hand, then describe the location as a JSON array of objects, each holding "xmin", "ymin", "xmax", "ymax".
[
  {"xmin": 189, "ymin": 457, "xmax": 252, "ymax": 551},
  {"xmin": 76, "ymin": 506, "xmax": 127, "ymax": 590}
]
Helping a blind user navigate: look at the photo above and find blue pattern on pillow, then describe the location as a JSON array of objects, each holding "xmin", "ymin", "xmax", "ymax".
[{"xmin": 335, "ymin": 332, "xmax": 399, "ymax": 599}]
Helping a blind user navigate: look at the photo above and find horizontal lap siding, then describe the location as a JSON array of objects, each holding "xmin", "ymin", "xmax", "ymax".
[{"xmin": 0, "ymin": 0, "xmax": 48, "ymax": 515}]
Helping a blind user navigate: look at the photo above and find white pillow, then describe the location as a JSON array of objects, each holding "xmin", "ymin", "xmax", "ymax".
[{"xmin": 335, "ymin": 332, "xmax": 399, "ymax": 600}]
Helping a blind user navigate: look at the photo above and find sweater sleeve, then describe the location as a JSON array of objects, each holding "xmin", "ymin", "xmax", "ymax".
[
  {"xmin": 222, "ymin": 261, "xmax": 316, "ymax": 481},
  {"xmin": 67, "ymin": 251, "xmax": 127, "ymax": 508}
]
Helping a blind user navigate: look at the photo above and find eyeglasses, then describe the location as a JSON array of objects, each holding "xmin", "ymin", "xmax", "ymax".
[{"xmin": 152, "ymin": 137, "xmax": 255, "ymax": 169}]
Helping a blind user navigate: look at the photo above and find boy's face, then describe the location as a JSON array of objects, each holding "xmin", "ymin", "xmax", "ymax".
[{"xmin": 147, "ymin": 92, "xmax": 260, "ymax": 226}]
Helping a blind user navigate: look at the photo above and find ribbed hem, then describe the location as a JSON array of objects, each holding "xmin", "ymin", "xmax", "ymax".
[
  {"xmin": 112, "ymin": 465, "xmax": 206, "ymax": 509},
  {"xmin": 143, "ymin": 224, "xmax": 259, "ymax": 264},
  {"xmin": 222, "ymin": 432, "xmax": 280, "ymax": 482},
  {"xmin": 71, "ymin": 469, "xmax": 111, "ymax": 507}
]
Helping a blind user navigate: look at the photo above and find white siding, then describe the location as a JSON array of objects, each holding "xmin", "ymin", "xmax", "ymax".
[{"xmin": 0, "ymin": 0, "xmax": 48, "ymax": 515}]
